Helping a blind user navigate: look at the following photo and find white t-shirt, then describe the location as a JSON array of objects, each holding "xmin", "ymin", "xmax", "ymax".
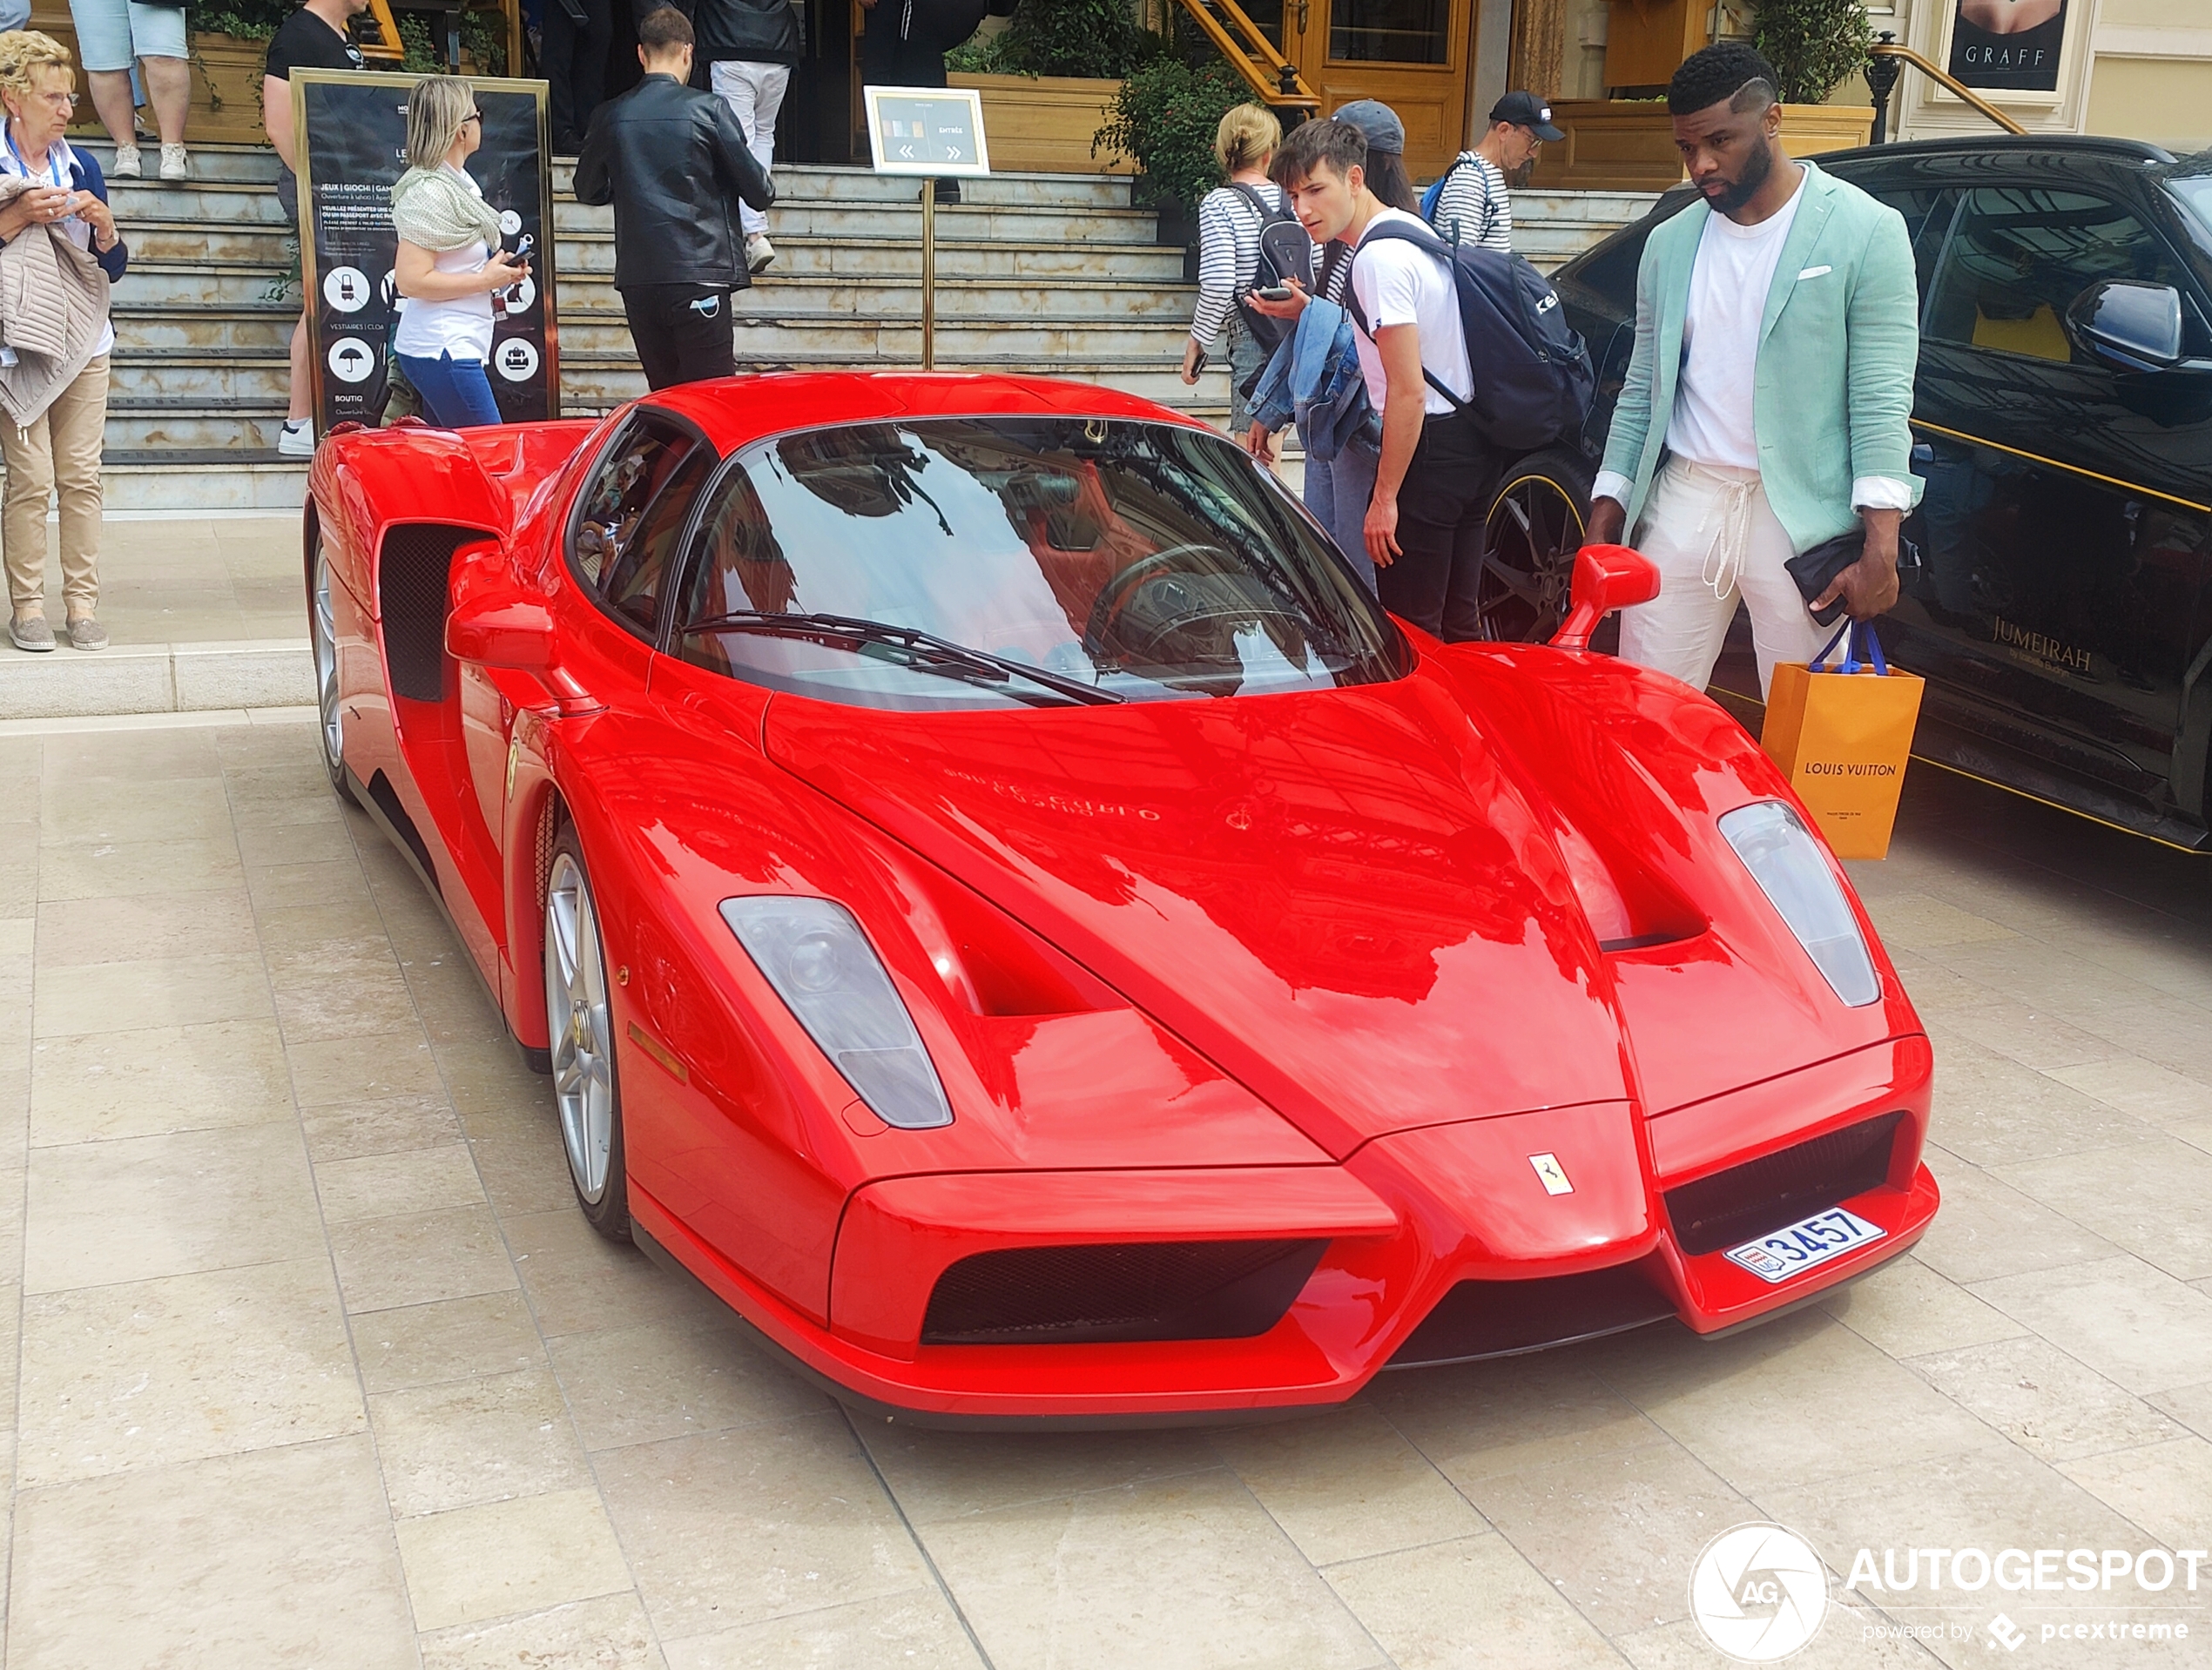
[
  {"xmin": 1347, "ymin": 207, "xmax": 1473, "ymax": 417},
  {"xmin": 1662, "ymin": 172, "xmax": 1804, "ymax": 471},
  {"xmin": 392, "ymin": 166, "xmax": 496, "ymax": 362}
]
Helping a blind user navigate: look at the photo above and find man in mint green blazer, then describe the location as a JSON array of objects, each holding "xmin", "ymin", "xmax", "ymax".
[{"xmin": 1582, "ymin": 42, "xmax": 1922, "ymax": 697}]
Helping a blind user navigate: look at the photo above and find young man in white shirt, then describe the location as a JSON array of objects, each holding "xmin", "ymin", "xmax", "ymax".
[
  {"xmin": 1270, "ymin": 116, "xmax": 1494, "ymax": 639},
  {"xmin": 1426, "ymin": 91, "xmax": 1562, "ymax": 253},
  {"xmin": 1582, "ymin": 42, "xmax": 1919, "ymax": 695}
]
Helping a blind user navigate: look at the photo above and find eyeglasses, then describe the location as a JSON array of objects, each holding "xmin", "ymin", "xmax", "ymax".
[
  {"xmin": 463, "ymin": 108, "xmax": 483, "ymax": 123},
  {"xmin": 38, "ymin": 91, "xmax": 78, "ymax": 111}
]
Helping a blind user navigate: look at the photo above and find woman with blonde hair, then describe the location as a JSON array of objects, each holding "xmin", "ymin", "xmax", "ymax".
[
  {"xmin": 390, "ymin": 75, "xmax": 528, "ymax": 428},
  {"xmin": 1180, "ymin": 102, "xmax": 1284, "ymax": 438},
  {"xmin": 0, "ymin": 29, "xmax": 127, "ymax": 654}
]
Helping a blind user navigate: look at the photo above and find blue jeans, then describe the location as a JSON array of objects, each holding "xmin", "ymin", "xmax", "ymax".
[
  {"xmin": 1304, "ymin": 435, "xmax": 1379, "ymax": 596},
  {"xmin": 396, "ymin": 352, "xmax": 502, "ymax": 428}
]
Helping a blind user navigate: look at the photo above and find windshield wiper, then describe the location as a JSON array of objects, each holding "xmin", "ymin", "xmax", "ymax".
[{"xmin": 681, "ymin": 611, "xmax": 1126, "ymax": 706}]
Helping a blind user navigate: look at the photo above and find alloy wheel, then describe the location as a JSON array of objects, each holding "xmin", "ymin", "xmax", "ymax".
[
  {"xmin": 311, "ymin": 541, "xmax": 345, "ymax": 777},
  {"xmin": 544, "ymin": 851, "xmax": 614, "ymax": 1204},
  {"xmin": 1478, "ymin": 471, "xmax": 1587, "ymax": 643}
]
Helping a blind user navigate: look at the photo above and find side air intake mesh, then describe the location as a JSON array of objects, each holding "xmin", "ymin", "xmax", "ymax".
[
  {"xmin": 378, "ymin": 524, "xmax": 489, "ymax": 703},
  {"xmin": 921, "ymin": 1239, "xmax": 1327, "ymax": 1346},
  {"xmin": 1664, "ymin": 1112, "xmax": 1904, "ymax": 1257}
]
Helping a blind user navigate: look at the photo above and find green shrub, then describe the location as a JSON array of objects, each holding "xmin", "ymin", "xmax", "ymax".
[
  {"xmin": 1751, "ymin": 0, "xmax": 1873, "ymax": 104},
  {"xmin": 950, "ymin": 0, "xmax": 1148, "ymax": 78},
  {"xmin": 1093, "ymin": 55, "xmax": 1249, "ymax": 212}
]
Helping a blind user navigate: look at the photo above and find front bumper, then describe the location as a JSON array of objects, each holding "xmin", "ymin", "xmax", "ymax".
[{"xmin": 631, "ymin": 1034, "xmax": 1936, "ymax": 1423}]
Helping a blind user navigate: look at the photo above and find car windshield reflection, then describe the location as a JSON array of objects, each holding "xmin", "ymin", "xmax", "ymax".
[{"xmin": 672, "ymin": 416, "xmax": 1405, "ymax": 709}]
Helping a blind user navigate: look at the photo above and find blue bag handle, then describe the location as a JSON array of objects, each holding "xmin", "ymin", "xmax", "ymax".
[{"xmin": 1811, "ymin": 621, "xmax": 1891, "ymax": 677}]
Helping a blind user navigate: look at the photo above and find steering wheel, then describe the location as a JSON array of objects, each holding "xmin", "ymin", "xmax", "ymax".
[{"xmin": 1083, "ymin": 542, "xmax": 1310, "ymax": 673}]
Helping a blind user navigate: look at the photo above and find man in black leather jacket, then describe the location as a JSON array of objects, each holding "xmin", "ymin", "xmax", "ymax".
[{"xmin": 574, "ymin": 6, "xmax": 775, "ymax": 390}]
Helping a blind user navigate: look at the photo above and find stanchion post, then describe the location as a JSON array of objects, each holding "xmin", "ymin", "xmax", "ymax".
[{"xmin": 921, "ymin": 177, "xmax": 936, "ymax": 370}]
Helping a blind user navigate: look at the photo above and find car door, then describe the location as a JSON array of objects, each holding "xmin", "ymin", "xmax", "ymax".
[{"xmin": 1888, "ymin": 173, "xmax": 2212, "ymax": 813}]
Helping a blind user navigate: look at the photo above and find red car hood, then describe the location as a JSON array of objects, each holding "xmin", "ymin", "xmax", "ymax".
[{"xmin": 764, "ymin": 668, "xmax": 1635, "ymax": 1157}]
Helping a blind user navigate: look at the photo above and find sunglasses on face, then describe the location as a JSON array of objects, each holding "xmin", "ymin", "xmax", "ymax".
[{"xmin": 464, "ymin": 108, "xmax": 483, "ymax": 123}]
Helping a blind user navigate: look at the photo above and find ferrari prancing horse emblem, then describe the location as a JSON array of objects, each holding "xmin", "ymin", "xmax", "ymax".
[{"xmin": 1528, "ymin": 1153, "xmax": 1575, "ymax": 1195}]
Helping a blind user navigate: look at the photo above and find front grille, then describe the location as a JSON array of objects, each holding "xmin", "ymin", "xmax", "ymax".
[
  {"xmin": 921, "ymin": 1239, "xmax": 1327, "ymax": 1346},
  {"xmin": 1386, "ymin": 1264, "xmax": 1676, "ymax": 1367},
  {"xmin": 1664, "ymin": 1112, "xmax": 1904, "ymax": 1257}
]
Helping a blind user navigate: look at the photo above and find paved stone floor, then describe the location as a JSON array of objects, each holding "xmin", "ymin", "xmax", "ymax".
[{"xmin": 2, "ymin": 711, "xmax": 2210, "ymax": 1668}]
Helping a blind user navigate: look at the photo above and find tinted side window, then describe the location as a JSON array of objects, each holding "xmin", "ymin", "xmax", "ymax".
[
  {"xmin": 674, "ymin": 464, "xmax": 794, "ymax": 674},
  {"xmin": 573, "ymin": 417, "xmax": 711, "ymax": 636},
  {"xmin": 1925, "ymin": 187, "xmax": 2184, "ymax": 366},
  {"xmin": 1858, "ymin": 184, "xmax": 1957, "ymax": 300}
]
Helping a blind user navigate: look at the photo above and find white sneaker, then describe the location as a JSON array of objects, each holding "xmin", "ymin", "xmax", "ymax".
[
  {"xmin": 277, "ymin": 418, "xmax": 314, "ymax": 458},
  {"xmin": 158, "ymin": 144, "xmax": 189, "ymax": 181},
  {"xmin": 745, "ymin": 233, "xmax": 774, "ymax": 274},
  {"xmin": 110, "ymin": 144, "xmax": 141, "ymax": 179}
]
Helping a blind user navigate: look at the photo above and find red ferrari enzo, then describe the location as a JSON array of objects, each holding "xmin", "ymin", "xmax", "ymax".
[{"xmin": 306, "ymin": 373, "xmax": 1938, "ymax": 1424}]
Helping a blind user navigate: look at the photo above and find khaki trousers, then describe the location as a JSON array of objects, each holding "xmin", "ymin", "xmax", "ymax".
[{"xmin": 3, "ymin": 354, "xmax": 109, "ymax": 617}]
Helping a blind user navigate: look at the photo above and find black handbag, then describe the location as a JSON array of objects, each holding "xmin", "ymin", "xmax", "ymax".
[{"xmin": 1787, "ymin": 528, "xmax": 1921, "ymax": 627}]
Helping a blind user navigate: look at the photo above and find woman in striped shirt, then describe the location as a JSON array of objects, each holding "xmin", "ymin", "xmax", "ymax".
[{"xmin": 1179, "ymin": 104, "xmax": 1284, "ymax": 437}]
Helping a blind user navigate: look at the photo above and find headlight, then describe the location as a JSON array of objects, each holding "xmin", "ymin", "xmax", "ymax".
[
  {"xmin": 720, "ymin": 897, "xmax": 954, "ymax": 1129},
  {"xmin": 1716, "ymin": 802, "xmax": 1881, "ymax": 1007}
]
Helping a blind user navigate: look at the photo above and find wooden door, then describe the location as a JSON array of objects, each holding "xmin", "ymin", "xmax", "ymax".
[{"xmin": 1243, "ymin": 0, "xmax": 1474, "ymax": 178}]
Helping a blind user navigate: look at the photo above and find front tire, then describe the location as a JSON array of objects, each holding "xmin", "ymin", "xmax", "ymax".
[
  {"xmin": 543, "ymin": 829, "xmax": 631, "ymax": 1242},
  {"xmin": 308, "ymin": 533, "xmax": 359, "ymax": 805},
  {"xmin": 1477, "ymin": 448, "xmax": 1595, "ymax": 643}
]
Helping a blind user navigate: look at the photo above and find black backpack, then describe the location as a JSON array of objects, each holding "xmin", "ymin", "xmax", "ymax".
[
  {"xmin": 1229, "ymin": 183, "xmax": 1305, "ymax": 360},
  {"xmin": 1347, "ymin": 217, "xmax": 1595, "ymax": 453}
]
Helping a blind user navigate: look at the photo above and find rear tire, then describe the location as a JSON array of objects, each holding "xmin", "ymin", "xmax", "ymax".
[
  {"xmin": 1477, "ymin": 448, "xmax": 1595, "ymax": 643},
  {"xmin": 543, "ymin": 828, "xmax": 631, "ymax": 1242},
  {"xmin": 308, "ymin": 532, "xmax": 360, "ymax": 806}
]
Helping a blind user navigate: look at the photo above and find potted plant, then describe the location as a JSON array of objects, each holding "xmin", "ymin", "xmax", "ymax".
[
  {"xmin": 1092, "ymin": 54, "xmax": 1247, "ymax": 278},
  {"xmin": 947, "ymin": 0, "xmax": 1149, "ymax": 173}
]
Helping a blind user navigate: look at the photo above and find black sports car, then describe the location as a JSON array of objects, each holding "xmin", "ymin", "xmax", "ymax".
[{"xmin": 1480, "ymin": 136, "xmax": 2212, "ymax": 851}]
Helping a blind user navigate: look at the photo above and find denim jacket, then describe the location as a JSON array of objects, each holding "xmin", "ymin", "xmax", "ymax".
[{"xmin": 1247, "ymin": 297, "xmax": 1379, "ymax": 464}]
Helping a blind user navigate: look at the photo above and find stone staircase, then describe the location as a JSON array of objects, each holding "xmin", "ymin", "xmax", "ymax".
[{"xmin": 86, "ymin": 141, "xmax": 1655, "ymax": 514}]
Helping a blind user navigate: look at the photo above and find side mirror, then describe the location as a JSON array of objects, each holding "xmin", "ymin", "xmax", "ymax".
[
  {"xmin": 1551, "ymin": 543, "xmax": 1660, "ymax": 651},
  {"xmin": 447, "ymin": 589, "xmax": 557, "ymax": 673},
  {"xmin": 2066, "ymin": 280, "xmax": 2186, "ymax": 373}
]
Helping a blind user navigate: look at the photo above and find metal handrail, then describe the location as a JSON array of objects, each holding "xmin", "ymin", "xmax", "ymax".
[
  {"xmin": 1170, "ymin": 0, "xmax": 1322, "ymax": 112},
  {"xmin": 1866, "ymin": 37, "xmax": 2027, "ymax": 141}
]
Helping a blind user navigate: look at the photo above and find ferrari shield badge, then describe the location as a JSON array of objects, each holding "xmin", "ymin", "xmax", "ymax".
[{"xmin": 1527, "ymin": 1153, "xmax": 1574, "ymax": 1195}]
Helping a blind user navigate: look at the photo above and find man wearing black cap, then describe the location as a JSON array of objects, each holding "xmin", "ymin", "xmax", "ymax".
[{"xmin": 1426, "ymin": 91, "xmax": 1563, "ymax": 253}]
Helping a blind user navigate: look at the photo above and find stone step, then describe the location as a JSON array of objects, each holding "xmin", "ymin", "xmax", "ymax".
[
  {"xmin": 548, "ymin": 159, "xmax": 1139, "ymax": 208},
  {"xmin": 116, "ymin": 259, "xmax": 1197, "ymax": 322},
  {"xmin": 77, "ymin": 138, "xmax": 284, "ymax": 185},
  {"xmin": 101, "ymin": 178, "xmax": 1168, "ymax": 246},
  {"xmin": 0, "ymin": 636, "xmax": 312, "ymax": 720},
  {"xmin": 95, "ymin": 455, "xmax": 308, "ymax": 512}
]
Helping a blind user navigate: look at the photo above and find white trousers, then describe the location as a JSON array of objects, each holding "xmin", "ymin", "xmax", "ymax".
[
  {"xmin": 1616, "ymin": 457, "xmax": 1829, "ymax": 698},
  {"xmin": 711, "ymin": 60, "xmax": 789, "ymax": 238}
]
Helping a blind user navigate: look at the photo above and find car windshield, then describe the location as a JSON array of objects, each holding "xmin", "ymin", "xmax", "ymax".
[
  {"xmin": 2165, "ymin": 165, "xmax": 2212, "ymax": 259},
  {"xmin": 672, "ymin": 415, "xmax": 1406, "ymax": 709}
]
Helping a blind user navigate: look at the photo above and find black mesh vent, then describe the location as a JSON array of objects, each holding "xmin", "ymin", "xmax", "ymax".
[
  {"xmin": 1665, "ymin": 1113, "xmax": 1905, "ymax": 1257},
  {"xmin": 1386, "ymin": 1264, "xmax": 1676, "ymax": 1368},
  {"xmin": 921, "ymin": 1239, "xmax": 1327, "ymax": 1346},
  {"xmin": 378, "ymin": 524, "xmax": 488, "ymax": 703}
]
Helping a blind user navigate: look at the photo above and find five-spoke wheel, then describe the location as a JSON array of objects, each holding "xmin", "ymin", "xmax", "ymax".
[
  {"xmin": 543, "ymin": 832, "xmax": 630, "ymax": 1239},
  {"xmin": 1476, "ymin": 449, "xmax": 1594, "ymax": 643},
  {"xmin": 309, "ymin": 535, "xmax": 357, "ymax": 804}
]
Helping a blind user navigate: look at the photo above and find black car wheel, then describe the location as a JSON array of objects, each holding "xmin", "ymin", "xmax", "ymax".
[{"xmin": 1477, "ymin": 448, "xmax": 1595, "ymax": 643}]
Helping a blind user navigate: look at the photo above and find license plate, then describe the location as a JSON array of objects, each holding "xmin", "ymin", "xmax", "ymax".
[{"xmin": 1723, "ymin": 1207, "xmax": 1885, "ymax": 1283}]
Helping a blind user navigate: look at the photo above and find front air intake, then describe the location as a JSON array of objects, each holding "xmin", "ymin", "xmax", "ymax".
[
  {"xmin": 1664, "ymin": 1112, "xmax": 1904, "ymax": 1257},
  {"xmin": 920, "ymin": 1239, "xmax": 1327, "ymax": 1345},
  {"xmin": 1386, "ymin": 1264, "xmax": 1676, "ymax": 1367}
]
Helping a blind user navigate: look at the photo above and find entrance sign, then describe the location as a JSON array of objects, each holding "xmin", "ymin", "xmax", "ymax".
[
  {"xmin": 294, "ymin": 70, "xmax": 558, "ymax": 435},
  {"xmin": 864, "ymin": 85, "xmax": 991, "ymax": 372},
  {"xmin": 863, "ymin": 85, "xmax": 990, "ymax": 178}
]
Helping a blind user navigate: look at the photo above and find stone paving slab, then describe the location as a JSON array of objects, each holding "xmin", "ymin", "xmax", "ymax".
[{"xmin": 2, "ymin": 714, "xmax": 2211, "ymax": 1666}]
